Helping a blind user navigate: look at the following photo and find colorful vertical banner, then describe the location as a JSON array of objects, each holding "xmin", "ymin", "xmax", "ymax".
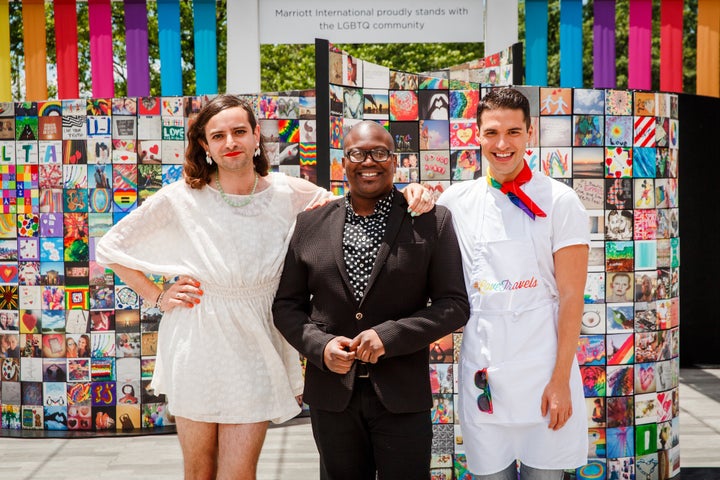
[
  {"xmin": 697, "ymin": 0, "xmax": 720, "ymax": 97},
  {"xmin": 22, "ymin": 0, "xmax": 48, "ymax": 100},
  {"xmin": 559, "ymin": 0, "xmax": 583, "ymax": 88},
  {"xmin": 158, "ymin": 0, "xmax": 183, "ymax": 96},
  {"xmin": 88, "ymin": 0, "xmax": 115, "ymax": 98},
  {"xmin": 628, "ymin": 0, "xmax": 652, "ymax": 91},
  {"xmin": 125, "ymin": 0, "xmax": 150, "ymax": 97},
  {"xmin": 54, "ymin": 0, "xmax": 80, "ymax": 99},
  {"xmin": 193, "ymin": 0, "xmax": 218, "ymax": 95},
  {"xmin": 525, "ymin": 0, "xmax": 549, "ymax": 87},
  {"xmin": 660, "ymin": 0, "xmax": 683, "ymax": 93},
  {"xmin": 0, "ymin": 0, "xmax": 10, "ymax": 101},
  {"xmin": 593, "ymin": 0, "xmax": 617, "ymax": 89}
]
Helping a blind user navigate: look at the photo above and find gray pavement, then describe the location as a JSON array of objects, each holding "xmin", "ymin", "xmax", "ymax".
[{"xmin": 0, "ymin": 368, "xmax": 718, "ymax": 480}]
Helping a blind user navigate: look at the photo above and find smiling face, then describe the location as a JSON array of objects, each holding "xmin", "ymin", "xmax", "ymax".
[
  {"xmin": 342, "ymin": 121, "xmax": 396, "ymax": 214},
  {"xmin": 478, "ymin": 107, "xmax": 531, "ymax": 183},
  {"xmin": 201, "ymin": 106, "xmax": 260, "ymax": 176}
]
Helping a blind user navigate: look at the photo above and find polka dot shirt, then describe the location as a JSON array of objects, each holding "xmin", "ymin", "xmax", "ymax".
[{"xmin": 343, "ymin": 190, "xmax": 394, "ymax": 303}]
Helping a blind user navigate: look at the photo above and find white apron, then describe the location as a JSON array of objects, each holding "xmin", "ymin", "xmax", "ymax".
[{"xmin": 459, "ymin": 183, "xmax": 587, "ymax": 475}]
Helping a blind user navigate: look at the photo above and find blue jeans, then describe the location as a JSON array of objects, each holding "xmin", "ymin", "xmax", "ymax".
[{"xmin": 475, "ymin": 462, "xmax": 564, "ymax": 480}]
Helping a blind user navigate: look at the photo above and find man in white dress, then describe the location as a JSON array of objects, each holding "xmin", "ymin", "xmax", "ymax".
[{"xmin": 438, "ymin": 88, "xmax": 590, "ymax": 479}]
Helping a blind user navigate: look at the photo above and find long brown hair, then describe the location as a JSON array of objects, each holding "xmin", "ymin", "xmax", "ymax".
[{"xmin": 184, "ymin": 94, "xmax": 269, "ymax": 189}]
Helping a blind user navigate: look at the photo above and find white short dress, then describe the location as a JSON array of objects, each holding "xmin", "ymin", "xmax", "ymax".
[{"xmin": 96, "ymin": 173, "xmax": 329, "ymax": 424}]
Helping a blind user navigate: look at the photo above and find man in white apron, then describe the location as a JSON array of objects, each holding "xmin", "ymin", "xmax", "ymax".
[{"xmin": 438, "ymin": 88, "xmax": 590, "ymax": 479}]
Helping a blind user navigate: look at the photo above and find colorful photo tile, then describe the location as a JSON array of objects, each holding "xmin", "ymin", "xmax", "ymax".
[
  {"xmin": 539, "ymin": 87, "xmax": 572, "ymax": 115},
  {"xmin": 605, "ymin": 240, "xmax": 633, "ymax": 271},
  {"xmin": 448, "ymin": 121, "xmax": 478, "ymax": 149},
  {"xmin": 419, "ymin": 120, "xmax": 450, "ymax": 150},
  {"xmin": 577, "ymin": 335, "xmax": 606, "ymax": 365},
  {"xmin": 342, "ymin": 88, "xmax": 363, "ymax": 119},
  {"xmin": 584, "ymin": 271, "xmax": 605, "ymax": 304},
  {"xmin": 605, "ymin": 115, "xmax": 633, "ymax": 147},
  {"xmin": 539, "ymin": 116, "xmax": 572, "ymax": 146},
  {"xmin": 573, "ymin": 89, "xmax": 605, "ymax": 114},
  {"xmin": 389, "ymin": 90, "xmax": 419, "ymax": 121},
  {"xmin": 605, "ymin": 146, "xmax": 632, "ymax": 178},
  {"xmin": 587, "ymin": 396, "xmax": 606, "ymax": 428},
  {"xmin": 634, "ymin": 116, "xmax": 657, "ymax": 148},
  {"xmin": 635, "ymin": 362, "xmax": 657, "ymax": 394},
  {"xmin": 524, "ymin": 146, "xmax": 539, "ymax": 171},
  {"xmin": 419, "ymin": 90, "xmax": 449, "ymax": 120},
  {"xmin": 573, "ymin": 115, "xmax": 604, "ymax": 146},
  {"xmin": 576, "ymin": 459, "xmax": 606, "ymax": 480},
  {"xmin": 606, "ymin": 331, "xmax": 635, "ymax": 366},
  {"xmin": 605, "ymin": 210, "xmax": 633, "ymax": 241},
  {"xmin": 606, "ymin": 303, "xmax": 634, "ymax": 332},
  {"xmin": 587, "ymin": 427, "xmax": 607, "ymax": 458},
  {"xmin": 449, "ymin": 90, "xmax": 479, "ymax": 120},
  {"xmin": 389, "ymin": 122, "xmax": 420, "ymax": 152},
  {"xmin": 572, "ymin": 147, "xmax": 605, "ymax": 179},
  {"xmin": 420, "ymin": 151, "xmax": 451, "ymax": 181},
  {"xmin": 540, "ymin": 147, "xmax": 572, "ymax": 178},
  {"xmin": 582, "ymin": 304, "xmax": 606, "ymax": 335},
  {"xmin": 608, "ymin": 396, "xmax": 635, "ymax": 429},
  {"xmin": 580, "ymin": 365, "xmax": 606, "ymax": 397},
  {"xmin": 362, "ymin": 89, "xmax": 389, "ymax": 119},
  {"xmin": 634, "ymin": 210, "xmax": 657, "ymax": 240}
]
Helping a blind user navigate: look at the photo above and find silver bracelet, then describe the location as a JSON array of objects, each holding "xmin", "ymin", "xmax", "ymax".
[{"xmin": 155, "ymin": 290, "xmax": 166, "ymax": 313}]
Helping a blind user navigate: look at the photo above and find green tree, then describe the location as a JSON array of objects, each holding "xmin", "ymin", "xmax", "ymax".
[{"xmin": 260, "ymin": 42, "xmax": 483, "ymax": 93}]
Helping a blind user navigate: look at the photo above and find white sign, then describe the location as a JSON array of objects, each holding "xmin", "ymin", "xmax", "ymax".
[{"xmin": 259, "ymin": 0, "xmax": 484, "ymax": 44}]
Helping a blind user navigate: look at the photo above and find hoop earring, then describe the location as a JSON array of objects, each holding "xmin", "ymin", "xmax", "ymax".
[
  {"xmin": 254, "ymin": 145, "xmax": 261, "ymax": 158},
  {"xmin": 205, "ymin": 151, "xmax": 213, "ymax": 165}
]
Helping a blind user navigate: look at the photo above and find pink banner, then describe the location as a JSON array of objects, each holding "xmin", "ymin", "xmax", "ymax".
[
  {"xmin": 660, "ymin": 0, "xmax": 683, "ymax": 92},
  {"xmin": 89, "ymin": 0, "xmax": 114, "ymax": 98},
  {"xmin": 628, "ymin": 0, "xmax": 652, "ymax": 90}
]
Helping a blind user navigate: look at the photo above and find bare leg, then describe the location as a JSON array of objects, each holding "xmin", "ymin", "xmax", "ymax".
[
  {"xmin": 216, "ymin": 421, "xmax": 269, "ymax": 480},
  {"xmin": 175, "ymin": 416, "xmax": 219, "ymax": 480}
]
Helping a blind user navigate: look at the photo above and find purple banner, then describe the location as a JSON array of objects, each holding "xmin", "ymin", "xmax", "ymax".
[
  {"xmin": 593, "ymin": 0, "xmax": 617, "ymax": 89},
  {"xmin": 125, "ymin": 0, "xmax": 150, "ymax": 97}
]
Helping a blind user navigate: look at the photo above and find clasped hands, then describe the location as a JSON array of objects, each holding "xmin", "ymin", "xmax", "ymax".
[{"xmin": 323, "ymin": 329, "xmax": 385, "ymax": 374}]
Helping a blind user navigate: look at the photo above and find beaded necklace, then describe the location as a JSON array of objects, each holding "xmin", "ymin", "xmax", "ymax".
[{"xmin": 215, "ymin": 173, "xmax": 258, "ymax": 208}]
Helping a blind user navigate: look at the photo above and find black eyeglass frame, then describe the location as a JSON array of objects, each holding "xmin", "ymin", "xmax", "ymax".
[{"xmin": 344, "ymin": 148, "xmax": 394, "ymax": 163}]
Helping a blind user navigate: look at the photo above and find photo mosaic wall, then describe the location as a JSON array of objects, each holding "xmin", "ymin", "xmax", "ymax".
[
  {"xmin": 0, "ymin": 93, "xmax": 317, "ymax": 432},
  {"xmin": 0, "ymin": 42, "xmax": 681, "ymax": 479},
  {"xmin": 319, "ymin": 42, "xmax": 680, "ymax": 480}
]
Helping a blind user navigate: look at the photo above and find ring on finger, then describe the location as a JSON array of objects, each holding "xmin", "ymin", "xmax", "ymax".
[{"xmin": 176, "ymin": 293, "xmax": 181, "ymax": 299}]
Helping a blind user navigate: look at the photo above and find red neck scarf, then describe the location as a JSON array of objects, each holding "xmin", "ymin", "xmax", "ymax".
[{"xmin": 487, "ymin": 162, "xmax": 547, "ymax": 220}]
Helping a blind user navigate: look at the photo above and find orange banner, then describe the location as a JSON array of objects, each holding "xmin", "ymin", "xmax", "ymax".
[
  {"xmin": 697, "ymin": 0, "xmax": 720, "ymax": 97},
  {"xmin": 22, "ymin": 0, "xmax": 48, "ymax": 100}
]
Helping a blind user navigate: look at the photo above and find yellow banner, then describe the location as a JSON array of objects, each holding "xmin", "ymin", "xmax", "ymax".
[{"xmin": 0, "ymin": 0, "xmax": 10, "ymax": 101}]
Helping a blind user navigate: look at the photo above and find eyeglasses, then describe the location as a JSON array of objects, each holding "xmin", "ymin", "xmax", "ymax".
[
  {"xmin": 345, "ymin": 148, "xmax": 393, "ymax": 163},
  {"xmin": 475, "ymin": 369, "xmax": 493, "ymax": 413}
]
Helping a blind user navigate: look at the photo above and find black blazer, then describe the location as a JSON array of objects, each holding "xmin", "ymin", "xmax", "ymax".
[{"xmin": 272, "ymin": 190, "xmax": 469, "ymax": 413}]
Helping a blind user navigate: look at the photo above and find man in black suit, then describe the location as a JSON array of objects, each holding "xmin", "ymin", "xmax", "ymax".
[{"xmin": 272, "ymin": 121, "xmax": 469, "ymax": 480}]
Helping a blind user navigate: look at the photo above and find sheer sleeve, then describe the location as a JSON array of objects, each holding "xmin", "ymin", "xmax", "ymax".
[
  {"xmin": 285, "ymin": 175, "xmax": 336, "ymax": 215},
  {"xmin": 94, "ymin": 183, "xmax": 192, "ymax": 278}
]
